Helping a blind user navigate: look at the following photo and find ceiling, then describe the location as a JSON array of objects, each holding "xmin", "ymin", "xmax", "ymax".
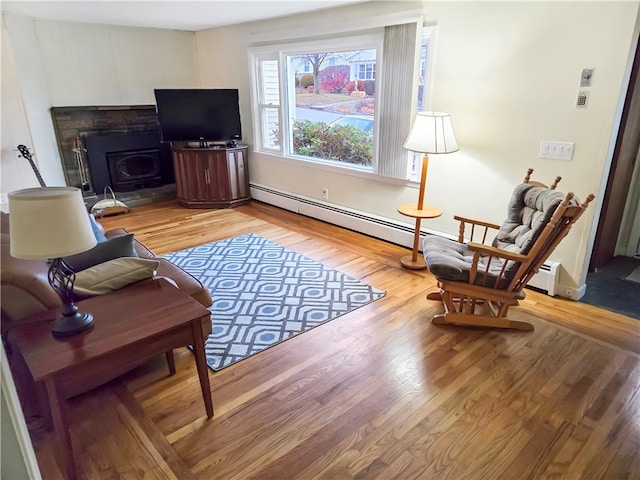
[{"xmin": 1, "ymin": 0, "xmax": 368, "ymax": 32}]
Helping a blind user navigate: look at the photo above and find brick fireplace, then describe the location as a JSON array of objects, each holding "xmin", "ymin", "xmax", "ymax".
[{"xmin": 50, "ymin": 105, "xmax": 175, "ymax": 201}]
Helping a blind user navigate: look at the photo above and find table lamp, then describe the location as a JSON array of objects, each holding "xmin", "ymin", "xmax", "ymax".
[
  {"xmin": 9, "ymin": 187, "xmax": 98, "ymax": 337},
  {"xmin": 399, "ymin": 112, "xmax": 459, "ymax": 269}
]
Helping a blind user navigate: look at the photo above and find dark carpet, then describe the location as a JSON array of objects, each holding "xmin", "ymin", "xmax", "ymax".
[{"xmin": 580, "ymin": 256, "xmax": 640, "ymax": 320}]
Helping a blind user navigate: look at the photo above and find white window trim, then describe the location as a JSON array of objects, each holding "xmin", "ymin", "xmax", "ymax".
[
  {"xmin": 249, "ymin": 51, "xmax": 281, "ymax": 154},
  {"xmin": 409, "ymin": 25, "xmax": 438, "ymax": 182},
  {"xmin": 275, "ymin": 33, "xmax": 381, "ymax": 57},
  {"xmin": 421, "ymin": 26, "xmax": 437, "ymax": 115},
  {"xmin": 247, "ymin": 8, "xmax": 423, "ymax": 44},
  {"xmin": 249, "ymin": 33, "xmax": 383, "ymax": 171}
]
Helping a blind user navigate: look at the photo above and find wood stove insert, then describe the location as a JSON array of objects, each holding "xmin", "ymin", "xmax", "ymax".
[{"xmin": 84, "ymin": 131, "xmax": 173, "ymax": 194}]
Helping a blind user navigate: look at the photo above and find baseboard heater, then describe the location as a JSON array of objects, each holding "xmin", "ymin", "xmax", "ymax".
[
  {"xmin": 250, "ymin": 183, "xmax": 561, "ymax": 296},
  {"xmin": 526, "ymin": 261, "xmax": 560, "ymax": 296},
  {"xmin": 250, "ymin": 183, "xmax": 456, "ymax": 249}
]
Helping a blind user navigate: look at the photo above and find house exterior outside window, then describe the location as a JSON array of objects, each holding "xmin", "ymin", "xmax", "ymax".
[{"xmin": 348, "ymin": 50, "xmax": 377, "ymax": 81}]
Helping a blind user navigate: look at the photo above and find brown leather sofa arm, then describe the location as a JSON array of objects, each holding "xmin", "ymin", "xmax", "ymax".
[
  {"xmin": 105, "ymin": 227, "xmax": 212, "ymax": 308},
  {"xmin": 1, "ymin": 255, "xmax": 62, "ymax": 334}
]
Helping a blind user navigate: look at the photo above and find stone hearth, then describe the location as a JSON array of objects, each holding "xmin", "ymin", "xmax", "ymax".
[{"xmin": 50, "ymin": 105, "xmax": 176, "ymax": 206}]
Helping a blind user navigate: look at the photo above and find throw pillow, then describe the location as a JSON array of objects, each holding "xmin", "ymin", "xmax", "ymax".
[
  {"xmin": 88, "ymin": 213, "xmax": 108, "ymax": 243},
  {"xmin": 73, "ymin": 257, "xmax": 159, "ymax": 295},
  {"xmin": 63, "ymin": 234, "xmax": 138, "ymax": 272}
]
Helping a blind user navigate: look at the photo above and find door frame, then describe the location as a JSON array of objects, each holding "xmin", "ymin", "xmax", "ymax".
[{"xmin": 589, "ymin": 31, "xmax": 640, "ymax": 271}]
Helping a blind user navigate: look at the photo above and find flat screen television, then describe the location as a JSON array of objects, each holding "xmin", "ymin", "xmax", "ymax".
[{"xmin": 153, "ymin": 88, "xmax": 242, "ymax": 144}]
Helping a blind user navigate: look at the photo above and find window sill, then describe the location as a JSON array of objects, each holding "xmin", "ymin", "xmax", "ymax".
[{"xmin": 251, "ymin": 149, "xmax": 416, "ymax": 187}]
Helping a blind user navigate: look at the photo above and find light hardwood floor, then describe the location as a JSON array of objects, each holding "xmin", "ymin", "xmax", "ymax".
[{"xmin": 26, "ymin": 200, "xmax": 640, "ymax": 479}]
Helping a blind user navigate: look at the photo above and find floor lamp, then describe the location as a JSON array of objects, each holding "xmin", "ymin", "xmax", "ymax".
[
  {"xmin": 398, "ymin": 112, "xmax": 459, "ymax": 269},
  {"xmin": 9, "ymin": 187, "xmax": 98, "ymax": 337}
]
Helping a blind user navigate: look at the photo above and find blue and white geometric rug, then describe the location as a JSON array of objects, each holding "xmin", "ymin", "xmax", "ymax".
[{"xmin": 163, "ymin": 234, "xmax": 386, "ymax": 371}]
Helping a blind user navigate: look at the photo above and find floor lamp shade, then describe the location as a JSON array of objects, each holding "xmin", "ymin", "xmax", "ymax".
[
  {"xmin": 9, "ymin": 187, "xmax": 97, "ymax": 260},
  {"xmin": 403, "ymin": 111, "xmax": 459, "ymax": 155}
]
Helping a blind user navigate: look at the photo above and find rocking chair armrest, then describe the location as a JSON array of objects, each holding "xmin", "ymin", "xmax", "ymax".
[
  {"xmin": 453, "ymin": 215, "xmax": 501, "ymax": 230},
  {"xmin": 467, "ymin": 242, "xmax": 529, "ymax": 263},
  {"xmin": 454, "ymin": 216, "xmax": 501, "ymax": 243}
]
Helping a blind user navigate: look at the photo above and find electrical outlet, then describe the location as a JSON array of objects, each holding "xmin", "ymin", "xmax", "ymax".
[
  {"xmin": 564, "ymin": 287, "xmax": 580, "ymax": 300},
  {"xmin": 321, "ymin": 187, "xmax": 329, "ymax": 200}
]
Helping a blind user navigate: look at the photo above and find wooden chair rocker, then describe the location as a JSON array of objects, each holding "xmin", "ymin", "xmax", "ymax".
[{"xmin": 422, "ymin": 168, "xmax": 594, "ymax": 331}]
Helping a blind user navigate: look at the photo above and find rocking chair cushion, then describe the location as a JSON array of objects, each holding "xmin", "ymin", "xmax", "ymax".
[
  {"xmin": 423, "ymin": 236, "xmax": 512, "ymax": 288},
  {"xmin": 492, "ymin": 184, "xmax": 565, "ymax": 255},
  {"xmin": 422, "ymin": 183, "xmax": 567, "ymax": 289},
  {"xmin": 423, "ymin": 236, "xmax": 474, "ymax": 282}
]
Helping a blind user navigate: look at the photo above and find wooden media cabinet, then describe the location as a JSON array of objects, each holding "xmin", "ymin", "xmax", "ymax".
[{"xmin": 172, "ymin": 145, "xmax": 250, "ymax": 208}]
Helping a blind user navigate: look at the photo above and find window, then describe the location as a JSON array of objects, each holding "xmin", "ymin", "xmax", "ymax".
[
  {"xmin": 252, "ymin": 36, "xmax": 380, "ymax": 170},
  {"xmin": 410, "ymin": 27, "xmax": 436, "ymax": 179},
  {"xmin": 416, "ymin": 28, "xmax": 433, "ymax": 112},
  {"xmin": 358, "ymin": 63, "xmax": 376, "ymax": 80},
  {"xmin": 255, "ymin": 56, "xmax": 280, "ymax": 151},
  {"xmin": 287, "ymin": 47, "xmax": 377, "ymax": 168},
  {"xmin": 250, "ymin": 22, "xmax": 426, "ymax": 179}
]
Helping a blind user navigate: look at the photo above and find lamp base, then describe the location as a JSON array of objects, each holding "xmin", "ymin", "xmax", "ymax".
[
  {"xmin": 52, "ymin": 311, "xmax": 94, "ymax": 338},
  {"xmin": 400, "ymin": 254, "xmax": 427, "ymax": 270}
]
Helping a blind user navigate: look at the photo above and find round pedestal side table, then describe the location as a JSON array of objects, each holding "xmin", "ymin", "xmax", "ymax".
[{"xmin": 397, "ymin": 203, "xmax": 442, "ymax": 270}]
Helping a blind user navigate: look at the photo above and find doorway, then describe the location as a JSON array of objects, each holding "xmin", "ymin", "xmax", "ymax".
[
  {"xmin": 584, "ymin": 33, "xmax": 640, "ymax": 318},
  {"xmin": 590, "ymin": 34, "xmax": 639, "ymax": 271}
]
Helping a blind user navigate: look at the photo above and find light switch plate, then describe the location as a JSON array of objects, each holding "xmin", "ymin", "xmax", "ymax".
[{"xmin": 539, "ymin": 141, "xmax": 574, "ymax": 161}]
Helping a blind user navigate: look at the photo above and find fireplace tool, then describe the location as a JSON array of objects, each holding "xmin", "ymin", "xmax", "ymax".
[{"xmin": 72, "ymin": 137, "xmax": 92, "ymax": 193}]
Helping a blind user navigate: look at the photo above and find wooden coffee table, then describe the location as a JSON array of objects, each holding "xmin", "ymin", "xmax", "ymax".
[{"xmin": 11, "ymin": 278, "xmax": 214, "ymax": 480}]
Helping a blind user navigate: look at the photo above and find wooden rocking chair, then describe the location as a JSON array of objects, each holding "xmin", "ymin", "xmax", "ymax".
[{"xmin": 422, "ymin": 168, "xmax": 594, "ymax": 331}]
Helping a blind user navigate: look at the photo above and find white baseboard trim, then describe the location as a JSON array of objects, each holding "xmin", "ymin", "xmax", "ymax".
[
  {"xmin": 556, "ymin": 282, "xmax": 587, "ymax": 301},
  {"xmin": 250, "ymin": 183, "xmax": 456, "ymax": 249},
  {"xmin": 250, "ymin": 183, "xmax": 583, "ymax": 300}
]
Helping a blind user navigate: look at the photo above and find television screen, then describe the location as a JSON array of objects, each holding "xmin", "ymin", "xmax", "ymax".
[{"xmin": 154, "ymin": 89, "xmax": 242, "ymax": 143}]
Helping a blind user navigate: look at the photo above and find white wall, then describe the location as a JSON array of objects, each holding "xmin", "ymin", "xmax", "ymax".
[
  {"xmin": 425, "ymin": 1, "xmax": 638, "ymax": 292},
  {"xmin": 1, "ymin": 17, "xmax": 41, "ymax": 211},
  {"xmin": 1, "ymin": 12, "xmax": 198, "ymax": 190},
  {"xmin": 195, "ymin": 1, "xmax": 639, "ymax": 292}
]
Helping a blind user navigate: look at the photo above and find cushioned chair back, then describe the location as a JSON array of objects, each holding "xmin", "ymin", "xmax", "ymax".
[{"xmin": 492, "ymin": 184, "xmax": 565, "ymax": 281}]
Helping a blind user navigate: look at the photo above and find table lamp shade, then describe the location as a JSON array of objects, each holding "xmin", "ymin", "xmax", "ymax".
[
  {"xmin": 403, "ymin": 111, "xmax": 459, "ymax": 154},
  {"xmin": 9, "ymin": 187, "xmax": 97, "ymax": 260}
]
